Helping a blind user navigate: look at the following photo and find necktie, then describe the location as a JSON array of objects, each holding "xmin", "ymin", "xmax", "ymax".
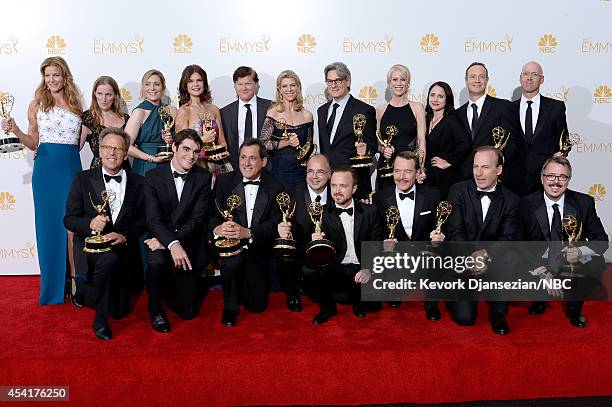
[
  {"xmin": 173, "ymin": 171, "xmax": 188, "ymax": 181},
  {"xmin": 525, "ymin": 100, "xmax": 533, "ymax": 142},
  {"xmin": 337, "ymin": 207, "xmax": 353, "ymax": 216},
  {"xmin": 243, "ymin": 180, "xmax": 260, "ymax": 186},
  {"xmin": 315, "ymin": 195, "xmax": 322, "ymax": 203},
  {"xmin": 244, "ymin": 103, "xmax": 253, "ymax": 140},
  {"xmin": 471, "ymin": 103, "xmax": 479, "ymax": 137},
  {"xmin": 326, "ymin": 103, "xmax": 340, "ymax": 137},
  {"xmin": 549, "ymin": 203, "xmax": 563, "ymax": 271},
  {"xmin": 104, "ymin": 174, "xmax": 122, "ymax": 183},
  {"xmin": 476, "ymin": 190, "xmax": 495, "ymax": 200},
  {"xmin": 550, "ymin": 203, "xmax": 562, "ymax": 242},
  {"xmin": 399, "ymin": 191, "xmax": 415, "ymax": 201}
]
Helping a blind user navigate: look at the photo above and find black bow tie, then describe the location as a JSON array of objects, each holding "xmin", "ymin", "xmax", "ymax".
[
  {"xmin": 399, "ymin": 191, "xmax": 415, "ymax": 201},
  {"xmin": 477, "ymin": 190, "xmax": 495, "ymax": 200},
  {"xmin": 243, "ymin": 180, "xmax": 260, "ymax": 186},
  {"xmin": 104, "ymin": 174, "xmax": 122, "ymax": 183},
  {"xmin": 337, "ymin": 207, "xmax": 354, "ymax": 216},
  {"xmin": 173, "ymin": 171, "xmax": 188, "ymax": 181}
]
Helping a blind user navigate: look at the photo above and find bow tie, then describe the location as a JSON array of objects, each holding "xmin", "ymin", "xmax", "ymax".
[
  {"xmin": 477, "ymin": 190, "xmax": 495, "ymax": 200},
  {"xmin": 104, "ymin": 174, "xmax": 122, "ymax": 183},
  {"xmin": 399, "ymin": 191, "xmax": 415, "ymax": 201},
  {"xmin": 243, "ymin": 180, "xmax": 260, "ymax": 186},
  {"xmin": 173, "ymin": 171, "xmax": 188, "ymax": 181},
  {"xmin": 337, "ymin": 207, "xmax": 354, "ymax": 216}
]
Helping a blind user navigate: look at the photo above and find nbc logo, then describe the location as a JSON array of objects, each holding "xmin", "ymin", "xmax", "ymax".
[
  {"xmin": 487, "ymin": 86, "xmax": 497, "ymax": 97},
  {"xmin": 297, "ymin": 34, "xmax": 316, "ymax": 53},
  {"xmin": 46, "ymin": 35, "xmax": 66, "ymax": 55},
  {"xmin": 538, "ymin": 34, "xmax": 557, "ymax": 53},
  {"xmin": 0, "ymin": 192, "xmax": 15, "ymax": 210},
  {"xmin": 120, "ymin": 88, "xmax": 132, "ymax": 109},
  {"xmin": 173, "ymin": 34, "xmax": 192, "ymax": 53},
  {"xmin": 588, "ymin": 183, "xmax": 606, "ymax": 201},
  {"xmin": 593, "ymin": 85, "xmax": 612, "ymax": 103},
  {"xmin": 420, "ymin": 33, "xmax": 440, "ymax": 52},
  {"xmin": 358, "ymin": 86, "xmax": 378, "ymax": 105}
]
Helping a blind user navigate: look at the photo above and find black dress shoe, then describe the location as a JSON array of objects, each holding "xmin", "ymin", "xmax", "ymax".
[
  {"xmin": 352, "ymin": 303, "xmax": 367, "ymax": 318},
  {"xmin": 151, "ymin": 313, "xmax": 171, "ymax": 333},
  {"xmin": 287, "ymin": 297, "xmax": 303, "ymax": 312},
  {"xmin": 387, "ymin": 301, "xmax": 402, "ymax": 309},
  {"xmin": 71, "ymin": 296, "xmax": 84, "ymax": 309},
  {"xmin": 312, "ymin": 309, "xmax": 337, "ymax": 325},
  {"xmin": 490, "ymin": 317, "xmax": 510, "ymax": 335},
  {"xmin": 221, "ymin": 309, "xmax": 238, "ymax": 327},
  {"xmin": 528, "ymin": 301, "xmax": 547, "ymax": 315},
  {"xmin": 93, "ymin": 316, "xmax": 112, "ymax": 340},
  {"xmin": 424, "ymin": 302, "xmax": 441, "ymax": 321},
  {"xmin": 568, "ymin": 314, "xmax": 588, "ymax": 328}
]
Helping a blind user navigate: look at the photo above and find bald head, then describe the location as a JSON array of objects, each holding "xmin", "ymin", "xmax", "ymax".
[{"xmin": 520, "ymin": 61, "xmax": 544, "ymax": 98}]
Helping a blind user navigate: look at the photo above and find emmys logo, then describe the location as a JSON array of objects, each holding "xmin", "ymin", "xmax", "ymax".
[
  {"xmin": 219, "ymin": 35, "xmax": 270, "ymax": 53},
  {"xmin": 297, "ymin": 34, "xmax": 316, "ymax": 53},
  {"xmin": 304, "ymin": 93, "xmax": 327, "ymax": 106},
  {"xmin": 465, "ymin": 35, "xmax": 513, "ymax": 53},
  {"xmin": 93, "ymin": 36, "xmax": 144, "ymax": 54},
  {"xmin": 544, "ymin": 86, "xmax": 569, "ymax": 102},
  {"xmin": 358, "ymin": 86, "xmax": 378, "ymax": 105},
  {"xmin": 538, "ymin": 34, "xmax": 558, "ymax": 53},
  {"xmin": 0, "ymin": 242, "xmax": 36, "ymax": 259},
  {"xmin": 407, "ymin": 92, "xmax": 427, "ymax": 104},
  {"xmin": 46, "ymin": 35, "xmax": 66, "ymax": 55},
  {"xmin": 0, "ymin": 37, "xmax": 18, "ymax": 55},
  {"xmin": 487, "ymin": 86, "xmax": 497, "ymax": 97},
  {"xmin": 576, "ymin": 141, "xmax": 612, "ymax": 153},
  {"xmin": 173, "ymin": 34, "xmax": 193, "ymax": 53},
  {"xmin": 594, "ymin": 85, "xmax": 612, "ymax": 103},
  {"xmin": 343, "ymin": 34, "xmax": 392, "ymax": 53},
  {"xmin": 581, "ymin": 38, "xmax": 612, "ymax": 53},
  {"xmin": 0, "ymin": 192, "xmax": 15, "ymax": 210},
  {"xmin": 588, "ymin": 184, "xmax": 606, "ymax": 201},
  {"xmin": 420, "ymin": 33, "xmax": 440, "ymax": 52}
]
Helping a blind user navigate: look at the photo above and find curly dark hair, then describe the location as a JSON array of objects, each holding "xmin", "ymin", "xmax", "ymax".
[
  {"xmin": 178, "ymin": 64, "xmax": 212, "ymax": 106},
  {"xmin": 425, "ymin": 81, "xmax": 455, "ymax": 128}
]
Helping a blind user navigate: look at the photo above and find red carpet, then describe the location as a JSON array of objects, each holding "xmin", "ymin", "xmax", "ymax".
[{"xmin": 1, "ymin": 276, "xmax": 611, "ymax": 406}]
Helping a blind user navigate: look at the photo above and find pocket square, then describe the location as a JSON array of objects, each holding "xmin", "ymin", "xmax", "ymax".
[{"xmin": 419, "ymin": 210, "xmax": 432, "ymax": 215}]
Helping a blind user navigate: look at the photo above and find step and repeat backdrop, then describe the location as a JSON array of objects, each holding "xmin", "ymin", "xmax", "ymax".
[{"xmin": 1, "ymin": 0, "xmax": 611, "ymax": 274}]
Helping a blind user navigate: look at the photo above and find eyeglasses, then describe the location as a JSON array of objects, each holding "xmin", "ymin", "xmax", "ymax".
[
  {"xmin": 325, "ymin": 79, "xmax": 345, "ymax": 86},
  {"xmin": 542, "ymin": 173, "xmax": 570, "ymax": 182},
  {"xmin": 100, "ymin": 145, "xmax": 125, "ymax": 153},
  {"xmin": 521, "ymin": 72, "xmax": 543, "ymax": 79},
  {"xmin": 307, "ymin": 169, "xmax": 329, "ymax": 176}
]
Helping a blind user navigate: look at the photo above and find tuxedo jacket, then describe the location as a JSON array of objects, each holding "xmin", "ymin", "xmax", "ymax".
[
  {"xmin": 373, "ymin": 184, "xmax": 441, "ymax": 241},
  {"xmin": 220, "ymin": 96, "xmax": 272, "ymax": 169},
  {"xmin": 317, "ymin": 95, "xmax": 377, "ymax": 167},
  {"xmin": 288, "ymin": 182, "xmax": 333, "ymax": 247},
  {"xmin": 210, "ymin": 170, "xmax": 284, "ymax": 249},
  {"xmin": 511, "ymin": 95, "xmax": 568, "ymax": 194},
  {"xmin": 144, "ymin": 163, "xmax": 213, "ymax": 268},
  {"xmin": 64, "ymin": 167, "xmax": 146, "ymax": 276}
]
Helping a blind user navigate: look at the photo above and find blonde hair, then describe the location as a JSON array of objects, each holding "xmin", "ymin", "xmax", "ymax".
[
  {"xmin": 272, "ymin": 70, "xmax": 304, "ymax": 113},
  {"xmin": 35, "ymin": 56, "xmax": 82, "ymax": 116},
  {"xmin": 386, "ymin": 64, "xmax": 411, "ymax": 85},
  {"xmin": 89, "ymin": 76, "xmax": 122, "ymax": 126},
  {"xmin": 139, "ymin": 69, "xmax": 166, "ymax": 100}
]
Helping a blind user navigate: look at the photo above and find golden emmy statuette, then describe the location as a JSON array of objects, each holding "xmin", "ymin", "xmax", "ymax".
[
  {"xmin": 561, "ymin": 215, "xmax": 583, "ymax": 275},
  {"xmin": 349, "ymin": 113, "xmax": 373, "ymax": 168},
  {"xmin": 156, "ymin": 106, "xmax": 175, "ymax": 157},
  {"xmin": 83, "ymin": 190, "xmax": 117, "ymax": 254},
  {"xmin": 304, "ymin": 201, "xmax": 336, "ymax": 267},
  {"xmin": 215, "ymin": 195, "xmax": 243, "ymax": 257},
  {"xmin": 199, "ymin": 110, "xmax": 227, "ymax": 159},
  {"xmin": 272, "ymin": 118, "xmax": 290, "ymax": 141},
  {"xmin": 434, "ymin": 201, "xmax": 452, "ymax": 234},
  {"xmin": 272, "ymin": 192, "xmax": 297, "ymax": 256},
  {"xmin": 296, "ymin": 139, "xmax": 317, "ymax": 166},
  {"xmin": 385, "ymin": 206, "xmax": 400, "ymax": 239},
  {"xmin": 559, "ymin": 130, "xmax": 581, "ymax": 158},
  {"xmin": 0, "ymin": 92, "xmax": 24, "ymax": 153},
  {"xmin": 415, "ymin": 147, "xmax": 426, "ymax": 170},
  {"xmin": 377, "ymin": 125, "xmax": 398, "ymax": 179},
  {"xmin": 491, "ymin": 126, "xmax": 510, "ymax": 151}
]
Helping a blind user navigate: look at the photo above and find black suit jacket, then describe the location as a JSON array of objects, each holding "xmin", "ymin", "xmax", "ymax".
[
  {"xmin": 220, "ymin": 96, "xmax": 272, "ymax": 169},
  {"xmin": 373, "ymin": 184, "xmax": 441, "ymax": 241},
  {"xmin": 144, "ymin": 163, "xmax": 213, "ymax": 268},
  {"xmin": 64, "ymin": 167, "xmax": 146, "ymax": 276},
  {"xmin": 210, "ymin": 170, "xmax": 284, "ymax": 249},
  {"xmin": 317, "ymin": 95, "xmax": 377, "ymax": 167},
  {"xmin": 511, "ymin": 95, "xmax": 568, "ymax": 194},
  {"xmin": 289, "ymin": 182, "xmax": 332, "ymax": 247}
]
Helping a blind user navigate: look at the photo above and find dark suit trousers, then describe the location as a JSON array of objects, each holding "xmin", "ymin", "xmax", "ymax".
[
  {"xmin": 355, "ymin": 167, "xmax": 372, "ymax": 201},
  {"xmin": 219, "ymin": 248, "xmax": 271, "ymax": 312},
  {"xmin": 452, "ymin": 300, "xmax": 507, "ymax": 326},
  {"xmin": 86, "ymin": 251, "xmax": 121, "ymax": 317},
  {"xmin": 277, "ymin": 256, "xmax": 300, "ymax": 299},
  {"xmin": 146, "ymin": 250, "xmax": 201, "ymax": 320},
  {"xmin": 304, "ymin": 263, "xmax": 361, "ymax": 310}
]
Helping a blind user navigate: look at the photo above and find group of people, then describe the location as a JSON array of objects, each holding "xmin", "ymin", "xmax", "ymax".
[{"xmin": 1, "ymin": 57, "xmax": 607, "ymax": 340}]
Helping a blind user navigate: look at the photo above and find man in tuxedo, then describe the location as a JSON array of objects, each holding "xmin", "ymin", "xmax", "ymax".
[
  {"xmin": 512, "ymin": 61, "xmax": 568, "ymax": 195},
  {"xmin": 456, "ymin": 62, "xmax": 521, "ymax": 192},
  {"xmin": 317, "ymin": 62, "xmax": 377, "ymax": 200},
  {"xmin": 447, "ymin": 146, "xmax": 520, "ymax": 335},
  {"xmin": 64, "ymin": 128, "xmax": 146, "ymax": 340},
  {"xmin": 143, "ymin": 129, "xmax": 212, "ymax": 333},
  {"xmin": 220, "ymin": 66, "xmax": 272, "ymax": 169},
  {"xmin": 373, "ymin": 151, "xmax": 445, "ymax": 320},
  {"xmin": 518, "ymin": 157, "xmax": 608, "ymax": 327},
  {"xmin": 211, "ymin": 138, "xmax": 284, "ymax": 326},
  {"xmin": 306, "ymin": 166, "xmax": 382, "ymax": 324}
]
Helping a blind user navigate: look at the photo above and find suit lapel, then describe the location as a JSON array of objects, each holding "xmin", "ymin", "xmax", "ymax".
[
  {"xmin": 412, "ymin": 187, "xmax": 425, "ymax": 239},
  {"xmin": 251, "ymin": 179, "xmax": 269, "ymax": 228},
  {"xmin": 481, "ymin": 187, "xmax": 502, "ymax": 231},
  {"xmin": 231, "ymin": 101, "xmax": 239, "ymax": 148},
  {"xmin": 89, "ymin": 167, "xmax": 106, "ymax": 203},
  {"xmin": 385, "ymin": 193, "xmax": 406, "ymax": 239},
  {"xmin": 468, "ymin": 184, "xmax": 484, "ymax": 228},
  {"xmin": 533, "ymin": 97, "xmax": 550, "ymax": 141},
  {"xmin": 114, "ymin": 171, "xmax": 133, "ymax": 225},
  {"xmin": 534, "ymin": 197, "xmax": 550, "ymax": 240},
  {"xmin": 563, "ymin": 191, "xmax": 579, "ymax": 220},
  {"xmin": 256, "ymin": 97, "xmax": 267, "ymax": 136},
  {"xmin": 473, "ymin": 95, "xmax": 492, "ymax": 140},
  {"xmin": 173, "ymin": 171, "xmax": 195, "ymax": 223},
  {"xmin": 332, "ymin": 96, "xmax": 354, "ymax": 147},
  {"xmin": 353, "ymin": 203, "xmax": 364, "ymax": 243},
  {"xmin": 230, "ymin": 176, "xmax": 248, "ymax": 227},
  {"xmin": 457, "ymin": 104, "xmax": 471, "ymax": 135},
  {"xmin": 162, "ymin": 166, "xmax": 180, "ymax": 211}
]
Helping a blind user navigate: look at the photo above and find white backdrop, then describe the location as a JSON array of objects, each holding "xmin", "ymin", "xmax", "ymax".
[{"xmin": 1, "ymin": 0, "xmax": 611, "ymax": 274}]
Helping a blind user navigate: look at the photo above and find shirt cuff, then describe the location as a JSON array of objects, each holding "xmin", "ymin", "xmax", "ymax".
[{"xmin": 168, "ymin": 240, "xmax": 180, "ymax": 250}]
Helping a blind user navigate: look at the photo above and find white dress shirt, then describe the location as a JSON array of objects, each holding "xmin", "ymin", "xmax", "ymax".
[
  {"xmin": 327, "ymin": 93, "xmax": 350, "ymax": 144},
  {"xmin": 101, "ymin": 167, "xmax": 126, "ymax": 224},
  {"xmin": 520, "ymin": 93, "xmax": 541, "ymax": 135},
  {"xmin": 477, "ymin": 184, "xmax": 497, "ymax": 221},
  {"xmin": 308, "ymin": 185, "xmax": 328, "ymax": 206},
  {"xmin": 338, "ymin": 200, "xmax": 359, "ymax": 265},
  {"xmin": 170, "ymin": 161, "xmax": 187, "ymax": 201},
  {"xmin": 243, "ymin": 176, "xmax": 261, "ymax": 228},
  {"xmin": 238, "ymin": 96, "xmax": 258, "ymax": 146},
  {"xmin": 396, "ymin": 185, "xmax": 416, "ymax": 239},
  {"xmin": 544, "ymin": 192, "xmax": 564, "ymax": 229},
  {"xmin": 466, "ymin": 93, "xmax": 487, "ymax": 131}
]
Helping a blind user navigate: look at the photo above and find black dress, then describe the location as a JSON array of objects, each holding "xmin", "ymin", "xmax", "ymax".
[
  {"xmin": 81, "ymin": 110, "xmax": 131, "ymax": 170},
  {"xmin": 377, "ymin": 103, "xmax": 418, "ymax": 190},
  {"xmin": 424, "ymin": 114, "xmax": 471, "ymax": 199}
]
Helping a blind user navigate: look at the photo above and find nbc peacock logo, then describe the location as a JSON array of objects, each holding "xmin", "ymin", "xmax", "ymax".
[
  {"xmin": 538, "ymin": 34, "xmax": 558, "ymax": 53},
  {"xmin": 46, "ymin": 35, "xmax": 66, "ymax": 55},
  {"xmin": 486, "ymin": 86, "xmax": 497, "ymax": 97},
  {"xmin": 173, "ymin": 34, "xmax": 193, "ymax": 54},
  {"xmin": 593, "ymin": 85, "xmax": 612, "ymax": 103},
  {"xmin": 588, "ymin": 183, "xmax": 606, "ymax": 201},
  {"xmin": 297, "ymin": 34, "xmax": 316, "ymax": 53},
  {"xmin": 0, "ymin": 191, "xmax": 16, "ymax": 210},
  {"xmin": 420, "ymin": 33, "xmax": 440, "ymax": 52},
  {"xmin": 358, "ymin": 86, "xmax": 378, "ymax": 105}
]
